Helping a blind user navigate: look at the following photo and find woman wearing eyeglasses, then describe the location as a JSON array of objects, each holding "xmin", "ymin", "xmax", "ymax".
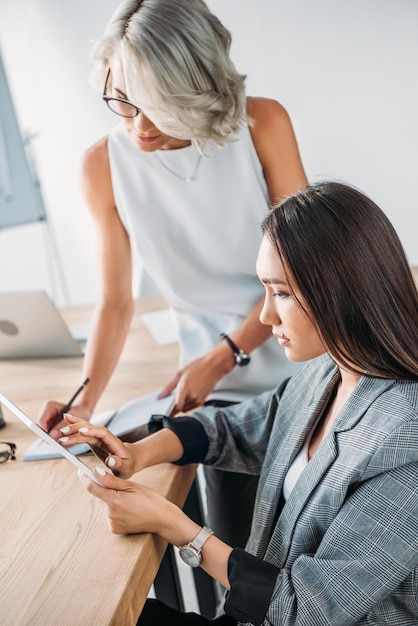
[{"xmin": 39, "ymin": 0, "xmax": 306, "ymax": 554}]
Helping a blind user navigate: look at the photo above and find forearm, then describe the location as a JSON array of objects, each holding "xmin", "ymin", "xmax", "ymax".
[
  {"xmin": 228, "ymin": 297, "xmax": 273, "ymax": 354},
  {"xmin": 73, "ymin": 299, "xmax": 134, "ymax": 415},
  {"xmin": 131, "ymin": 428, "xmax": 186, "ymax": 473},
  {"xmin": 161, "ymin": 511, "xmax": 276, "ymax": 604},
  {"xmin": 206, "ymin": 297, "xmax": 273, "ymax": 374},
  {"xmin": 199, "ymin": 536, "xmax": 232, "ymax": 590},
  {"xmin": 157, "ymin": 502, "xmax": 232, "ymax": 590}
]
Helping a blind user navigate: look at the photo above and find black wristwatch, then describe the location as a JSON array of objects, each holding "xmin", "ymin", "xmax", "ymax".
[{"xmin": 220, "ymin": 333, "xmax": 251, "ymax": 367}]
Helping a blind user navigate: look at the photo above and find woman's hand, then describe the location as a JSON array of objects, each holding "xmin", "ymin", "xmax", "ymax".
[
  {"xmin": 79, "ymin": 468, "xmax": 200, "ymax": 542},
  {"xmin": 59, "ymin": 413, "xmax": 138, "ymax": 478},
  {"xmin": 38, "ymin": 401, "xmax": 91, "ymax": 441},
  {"xmin": 80, "ymin": 468, "xmax": 232, "ymax": 588},
  {"xmin": 158, "ymin": 300, "xmax": 275, "ymax": 413},
  {"xmin": 158, "ymin": 349, "xmax": 235, "ymax": 412}
]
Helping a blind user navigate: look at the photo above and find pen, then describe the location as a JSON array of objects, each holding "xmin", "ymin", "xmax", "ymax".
[{"xmin": 49, "ymin": 377, "xmax": 90, "ymax": 431}]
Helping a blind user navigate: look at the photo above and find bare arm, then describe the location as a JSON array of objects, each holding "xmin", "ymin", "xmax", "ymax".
[
  {"xmin": 247, "ymin": 96, "xmax": 308, "ymax": 204},
  {"xmin": 39, "ymin": 137, "xmax": 135, "ymax": 435},
  {"xmin": 77, "ymin": 137, "xmax": 135, "ymax": 413}
]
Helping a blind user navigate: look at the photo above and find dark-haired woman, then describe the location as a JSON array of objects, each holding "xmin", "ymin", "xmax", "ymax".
[{"xmin": 62, "ymin": 181, "xmax": 418, "ymax": 625}]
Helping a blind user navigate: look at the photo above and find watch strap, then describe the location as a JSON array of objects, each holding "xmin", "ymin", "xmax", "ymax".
[
  {"xmin": 189, "ymin": 526, "xmax": 214, "ymax": 551},
  {"xmin": 220, "ymin": 333, "xmax": 239, "ymax": 355},
  {"xmin": 220, "ymin": 333, "xmax": 251, "ymax": 366}
]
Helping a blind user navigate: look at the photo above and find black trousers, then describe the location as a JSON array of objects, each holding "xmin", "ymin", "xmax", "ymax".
[
  {"xmin": 204, "ymin": 465, "xmax": 259, "ymax": 549},
  {"xmin": 203, "ymin": 400, "xmax": 259, "ymax": 550},
  {"xmin": 137, "ymin": 599, "xmax": 237, "ymax": 625}
]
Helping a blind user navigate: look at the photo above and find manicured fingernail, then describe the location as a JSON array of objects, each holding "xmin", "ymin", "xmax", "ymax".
[
  {"xmin": 59, "ymin": 436, "xmax": 69, "ymax": 443},
  {"xmin": 108, "ymin": 457, "xmax": 116, "ymax": 467},
  {"xmin": 60, "ymin": 426, "xmax": 70, "ymax": 434},
  {"xmin": 95, "ymin": 466, "xmax": 106, "ymax": 476},
  {"xmin": 79, "ymin": 427, "xmax": 89, "ymax": 433}
]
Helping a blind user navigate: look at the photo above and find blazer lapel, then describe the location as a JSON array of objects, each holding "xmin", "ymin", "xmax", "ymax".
[
  {"xmin": 332, "ymin": 375, "xmax": 395, "ymax": 432},
  {"xmin": 263, "ymin": 374, "xmax": 395, "ymax": 566},
  {"xmin": 249, "ymin": 367, "xmax": 341, "ymax": 560}
]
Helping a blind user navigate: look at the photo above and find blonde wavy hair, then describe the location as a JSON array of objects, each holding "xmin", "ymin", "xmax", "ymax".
[{"xmin": 90, "ymin": 0, "xmax": 248, "ymax": 149}]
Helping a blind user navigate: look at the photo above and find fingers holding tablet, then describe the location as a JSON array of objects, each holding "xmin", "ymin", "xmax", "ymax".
[{"xmin": 59, "ymin": 415, "xmax": 136, "ymax": 478}]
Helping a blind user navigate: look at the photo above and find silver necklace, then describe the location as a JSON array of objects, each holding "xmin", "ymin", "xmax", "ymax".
[{"xmin": 155, "ymin": 151, "xmax": 203, "ymax": 183}]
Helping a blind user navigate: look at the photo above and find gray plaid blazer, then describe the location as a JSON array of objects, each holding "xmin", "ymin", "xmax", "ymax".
[{"xmin": 194, "ymin": 353, "xmax": 418, "ymax": 625}]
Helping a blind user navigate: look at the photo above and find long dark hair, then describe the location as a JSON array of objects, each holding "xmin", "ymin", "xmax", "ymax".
[{"xmin": 262, "ymin": 181, "xmax": 418, "ymax": 380}]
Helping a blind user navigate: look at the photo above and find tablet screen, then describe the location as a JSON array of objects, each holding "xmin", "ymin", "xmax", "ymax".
[{"xmin": 0, "ymin": 393, "xmax": 107, "ymax": 487}]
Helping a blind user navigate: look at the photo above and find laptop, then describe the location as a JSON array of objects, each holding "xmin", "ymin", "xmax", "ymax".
[{"xmin": 0, "ymin": 290, "xmax": 86, "ymax": 358}]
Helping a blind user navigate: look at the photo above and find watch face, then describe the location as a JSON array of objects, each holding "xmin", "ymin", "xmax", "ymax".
[
  {"xmin": 236, "ymin": 352, "xmax": 250, "ymax": 366},
  {"xmin": 179, "ymin": 546, "xmax": 201, "ymax": 568}
]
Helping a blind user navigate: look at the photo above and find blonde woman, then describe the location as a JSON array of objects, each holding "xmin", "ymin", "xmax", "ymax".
[{"xmin": 40, "ymin": 0, "xmax": 307, "ymax": 551}]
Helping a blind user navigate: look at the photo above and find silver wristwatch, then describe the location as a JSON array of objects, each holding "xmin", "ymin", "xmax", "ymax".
[{"xmin": 178, "ymin": 526, "xmax": 214, "ymax": 568}]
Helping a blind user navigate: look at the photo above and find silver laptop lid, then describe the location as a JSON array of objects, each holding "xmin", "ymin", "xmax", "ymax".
[{"xmin": 0, "ymin": 290, "xmax": 83, "ymax": 358}]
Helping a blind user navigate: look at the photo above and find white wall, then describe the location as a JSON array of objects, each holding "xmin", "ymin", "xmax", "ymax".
[{"xmin": 0, "ymin": 0, "xmax": 417, "ymax": 306}]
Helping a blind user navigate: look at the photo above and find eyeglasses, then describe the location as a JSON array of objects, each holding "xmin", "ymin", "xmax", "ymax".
[
  {"xmin": 0, "ymin": 441, "xmax": 16, "ymax": 463},
  {"xmin": 102, "ymin": 69, "xmax": 142, "ymax": 118}
]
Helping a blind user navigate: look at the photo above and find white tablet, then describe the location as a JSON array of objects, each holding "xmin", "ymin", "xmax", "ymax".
[{"xmin": 0, "ymin": 393, "xmax": 107, "ymax": 487}]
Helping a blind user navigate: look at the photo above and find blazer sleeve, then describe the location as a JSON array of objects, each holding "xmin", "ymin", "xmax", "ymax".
[
  {"xmin": 185, "ymin": 377, "xmax": 290, "ymax": 474},
  {"xmin": 225, "ymin": 421, "xmax": 418, "ymax": 625},
  {"xmin": 149, "ymin": 377, "xmax": 290, "ymax": 474}
]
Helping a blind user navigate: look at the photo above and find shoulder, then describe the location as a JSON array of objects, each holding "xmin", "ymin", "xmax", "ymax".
[
  {"xmin": 246, "ymin": 97, "xmax": 292, "ymax": 147},
  {"xmin": 81, "ymin": 136, "xmax": 109, "ymax": 178},
  {"xmin": 80, "ymin": 136, "xmax": 117, "ymax": 221},
  {"xmin": 247, "ymin": 97, "xmax": 291, "ymax": 127},
  {"xmin": 364, "ymin": 383, "xmax": 418, "ymax": 473},
  {"xmin": 246, "ymin": 96, "xmax": 297, "ymax": 149},
  {"xmin": 245, "ymin": 97, "xmax": 307, "ymax": 204},
  {"xmin": 81, "ymin": 136, "xmax": 112, "ymax": 197},
  {"xmin": 343, "ymin": 378, "xmax": 418, "ymax": 476},
  {"xmin": 375, "ymin": 379, "xmax": 418, "ymax": 431},
  {"xmin": 395, "ymin": 378, "xmax": 418, "ymax": 412},
  {"xmin": 369, "ymin": 378, "xmax": 418, "ymax": 423}
]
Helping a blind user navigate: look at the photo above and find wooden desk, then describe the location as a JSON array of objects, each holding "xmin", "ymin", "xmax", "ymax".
[
  {"xmin": 4, "ymin": 271, "xmax": 416, "ymax": 625},
  {"xmin": 0, "ymin": 296, "xmax": 196, "ymax": 626}
]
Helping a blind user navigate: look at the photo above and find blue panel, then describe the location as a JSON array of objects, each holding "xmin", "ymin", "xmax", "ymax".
[{"xmin": 0, "ymin": 46, "xmax": 46, "ymax": 229}]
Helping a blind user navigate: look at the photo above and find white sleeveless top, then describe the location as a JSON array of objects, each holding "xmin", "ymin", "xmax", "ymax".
[{"xmin": 108, "ymin": 123, "xmax": 301, "ymax": 401}]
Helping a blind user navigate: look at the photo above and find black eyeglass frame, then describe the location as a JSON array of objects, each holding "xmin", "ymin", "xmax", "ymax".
[
  {"xmin": 102, "ymin": 68, "xmax": 142, "ymax": 118},
  {"xmin": 0, "ymin": 441, "xmax": 16, "ymax": 463}
]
